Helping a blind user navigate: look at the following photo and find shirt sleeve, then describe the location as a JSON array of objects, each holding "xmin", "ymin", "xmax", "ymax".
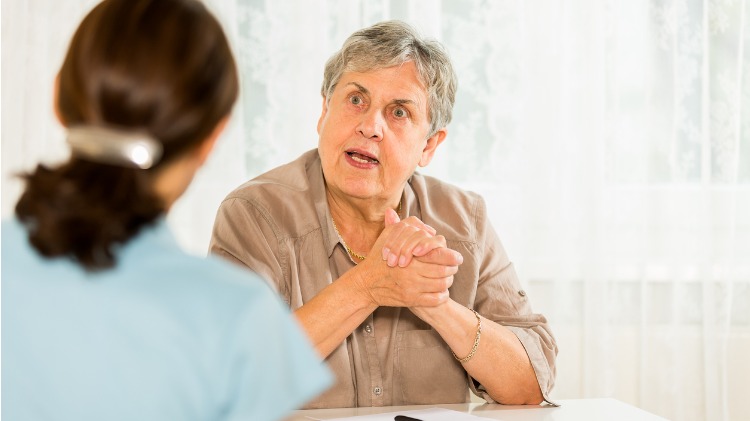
[
  {"xmin": 220, "ymin": 286, "xmax": 333, "ymax": 421},
  {"xmin": 469, "ymin": 197, "xmax": 558, "ymax": 405},
  {"xmin": 209, "ymin": 197, "xmax": 289, "ymax": 303}
]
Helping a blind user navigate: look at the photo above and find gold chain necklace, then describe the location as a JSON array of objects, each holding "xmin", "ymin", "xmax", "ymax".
[
  {"xmin": 331, "ymin": 217, "xmax": 367, "ymax": 260},
  {"xmin": 331, "ymin": 200, "xmax": 402, "ymax": 261}
]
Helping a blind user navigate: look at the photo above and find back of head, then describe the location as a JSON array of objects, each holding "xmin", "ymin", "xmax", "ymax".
[
  {"xmin": 321, "ymin": 20, "xmax": 458, "ymax": 137},
  {"xmin": 15, "ymin": 0, "xmax": 239, "ymax": 270}
]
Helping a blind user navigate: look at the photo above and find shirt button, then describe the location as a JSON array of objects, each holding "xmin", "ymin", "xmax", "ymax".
[
  {"xmin": 373, "ymin": 386, "xmax": 382, "ymax": 396},
  {"xmin": 518, "ymin": 290, "xmax": 527, "ymax": 297},
  {"xmin": 364, "ymin": 324, "xmax": 372, "ymax": 334}
]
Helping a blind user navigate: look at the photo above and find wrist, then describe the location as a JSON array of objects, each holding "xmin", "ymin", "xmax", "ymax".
[
  {"xmin": 452, "ymin": 308, "xmax": 482, "ymax": 363},
  {"xmin": 410, "ymin": 299, "xmax": 452, "ymax": 325},
  {"xmin": 346, "ymin": 265, "xmax": 380, "ymax": 310}
]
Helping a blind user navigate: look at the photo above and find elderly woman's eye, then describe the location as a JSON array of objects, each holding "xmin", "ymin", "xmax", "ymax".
[
  {"xmin": 350, "ymin": 95, "xmax": 363, "ymax": 105},
  {"xmin": 393, "ymin": 107, "xmax": 407, "ymax": 118}
]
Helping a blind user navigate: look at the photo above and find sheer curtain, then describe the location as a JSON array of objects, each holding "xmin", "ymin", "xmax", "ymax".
[{"xmin": 2, "ymin": 1, "xmax": 748, "ymax": 420}]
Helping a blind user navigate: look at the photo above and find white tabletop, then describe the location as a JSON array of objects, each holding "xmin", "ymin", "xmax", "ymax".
[{"xmin": 283, "ymin": 398, "xmax": 669, "ymax": 421}]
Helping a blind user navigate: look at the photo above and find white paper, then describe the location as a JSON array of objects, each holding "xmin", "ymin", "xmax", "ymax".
[{"xmin": 314, "ymin": 407, "xmax": 495, "ymax": 421}]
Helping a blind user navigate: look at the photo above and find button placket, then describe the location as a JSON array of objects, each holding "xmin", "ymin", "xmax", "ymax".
[{"xmin": 362, "ymin": 312, "xmax": 384, "ymax": 406}]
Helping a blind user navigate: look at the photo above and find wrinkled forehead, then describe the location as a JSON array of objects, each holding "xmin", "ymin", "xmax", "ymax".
[{"xmin": 344, "ymin": 57, "xmax": 429, "ymax": 89}]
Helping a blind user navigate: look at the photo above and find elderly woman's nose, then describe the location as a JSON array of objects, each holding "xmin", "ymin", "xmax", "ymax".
[{"xmin": 356, "ymin": 108, "xmax": 385, "ymax": 140}]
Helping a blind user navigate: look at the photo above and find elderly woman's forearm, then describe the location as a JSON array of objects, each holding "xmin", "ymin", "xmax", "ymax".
[
  {"xmin": 413, "ymin": 300, "xmax": 544, "ymax": 404},
  {"xmin": 294, "ymin": 273, "xmax": 378, "ymax": 358}
]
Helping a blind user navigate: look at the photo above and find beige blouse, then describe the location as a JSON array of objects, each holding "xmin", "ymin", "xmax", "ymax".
[{"xmin": 209, "ymin": 149, "xmax": 557, "ymax": 409}]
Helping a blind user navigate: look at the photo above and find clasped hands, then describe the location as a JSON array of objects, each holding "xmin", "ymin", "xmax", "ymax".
[{"xmin": 353, "ymin": 208, "xmax": 463, "ymax": 309}]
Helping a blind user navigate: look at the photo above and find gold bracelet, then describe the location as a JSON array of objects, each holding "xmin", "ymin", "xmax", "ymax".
[{"xmin": 452, "ymin": 309, "xmax": 481, "ymax": 363}]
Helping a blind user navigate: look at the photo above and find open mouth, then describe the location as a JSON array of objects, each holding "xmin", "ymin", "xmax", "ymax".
[{"xmin": 346, "ymin": 151, "xmax": 379, "ymax": 164}]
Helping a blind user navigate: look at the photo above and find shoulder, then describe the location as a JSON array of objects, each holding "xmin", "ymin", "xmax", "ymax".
[
  {"xmin": 1, "ymin": 218, "xmax": 56, "ymax": 273},
  {"xmin": 409, "ymin": 172, "xmax": 483, "ymax": 208},
  {"xmin": 216, "ymin": 149, "xmax": 323, "ymax": 238},
  {"xmin": 226, "ymin": 149, "xmax": 319, "ymax": 201},
  {"xmin": 2, "ymin": 218, "xmax": 25, "ymax": 244},
  {"xmin": 408, "ymin": 173, "xmax": 486, "ymax": 244},
  {"xmin": 125, "ymin": 241, "xmax": 286, "ymax": 327},
  {"xmin": 2, "ymin": 220, "xmax": 33, "ymax": 277},
  {"xmin": 155, "ymin": 245, "xmax": 276, "ymax": 300}
]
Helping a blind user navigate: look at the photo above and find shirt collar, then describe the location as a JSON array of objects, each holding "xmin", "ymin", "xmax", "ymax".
[{"xmin": 307, "ymin": 152, "xmax": 339, "ymax": 259}]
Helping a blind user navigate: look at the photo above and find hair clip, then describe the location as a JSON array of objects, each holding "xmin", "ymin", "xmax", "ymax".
[{"xmin": 66, "ymin": 126, "xmax": 163, "ymax": 169}]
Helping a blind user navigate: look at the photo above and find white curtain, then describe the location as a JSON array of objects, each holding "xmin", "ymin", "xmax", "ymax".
[{"xmin": 2, "ymin": 1, "xmax": 748, "ymax": 420}]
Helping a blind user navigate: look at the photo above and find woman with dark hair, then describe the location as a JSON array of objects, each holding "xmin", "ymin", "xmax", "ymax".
[{"xmin": 1, "ymin": 0, "xmax": 330, "ymax": 419}]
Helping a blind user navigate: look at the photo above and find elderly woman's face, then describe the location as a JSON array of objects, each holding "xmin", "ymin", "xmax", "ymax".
[{"xmin": 317, "ymin": 61, "xmax": 446, "ymax": 203}]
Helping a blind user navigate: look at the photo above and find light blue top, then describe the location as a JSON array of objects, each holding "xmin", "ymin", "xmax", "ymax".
[{"xmin": 2, "ymin": 218, "xmax": 332, "ymax": 421}]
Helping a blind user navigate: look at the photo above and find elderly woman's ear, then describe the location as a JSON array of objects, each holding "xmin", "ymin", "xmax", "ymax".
[
  {"xmin": 419, "ymin": 128, "xmax": 448, "ymax": 167},
  {"xmin": 317, "ymin": 97, "xmax": 329, "ymax": 135}
]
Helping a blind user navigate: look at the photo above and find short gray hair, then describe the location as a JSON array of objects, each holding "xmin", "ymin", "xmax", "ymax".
[{"xmin": 321, "ymin": 20, "xmax": 458, "ymax": 137}]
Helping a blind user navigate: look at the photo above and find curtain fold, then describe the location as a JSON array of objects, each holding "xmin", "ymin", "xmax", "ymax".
[{"xmin": 2, "ymin": 1, "xmax": 747, "ymax": 420}]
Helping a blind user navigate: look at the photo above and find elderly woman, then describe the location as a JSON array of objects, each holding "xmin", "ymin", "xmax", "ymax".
[{"xmin": 210, "ymin": 20, "xmax": 557, "ymax": 408}]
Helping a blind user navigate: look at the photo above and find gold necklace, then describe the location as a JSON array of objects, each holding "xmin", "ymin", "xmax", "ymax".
[
  {"xmin": 331, "ymin": 217, "xmax": 367, "ymax": 260},
  {"xmin": 331, "ymin": 200, "xmax": 402, "ymax": 261}
]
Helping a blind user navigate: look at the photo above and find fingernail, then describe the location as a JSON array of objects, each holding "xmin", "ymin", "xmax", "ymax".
[
  {"xmin": 398, "ymin": 255, "xmax": 407, "ymax": 267},
  {"xmin": 413, "ymin": 246, "xmax": 423, "ymax": 255},
  {"xmin": 382, "ymin": 247, "xmax": 390, "ymax": 260},
  {"xmin": 387, "ymin": 253, "xmax": 398, "ymax": 267}
]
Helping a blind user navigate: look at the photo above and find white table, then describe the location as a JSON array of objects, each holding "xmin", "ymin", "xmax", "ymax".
[{"xmin": 283, "ymin": 398, "xmax": 669, "ymax": 421}]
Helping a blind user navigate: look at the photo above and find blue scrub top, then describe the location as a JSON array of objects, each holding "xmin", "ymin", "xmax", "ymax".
[{"xmin": 1, "ymin": 218, "xmax": 332, "ymax": 421}]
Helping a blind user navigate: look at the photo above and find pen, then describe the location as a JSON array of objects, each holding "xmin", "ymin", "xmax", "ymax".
[{"xmin": 394, "ymin": 416, "xmax": 423, "ymax": 421}]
